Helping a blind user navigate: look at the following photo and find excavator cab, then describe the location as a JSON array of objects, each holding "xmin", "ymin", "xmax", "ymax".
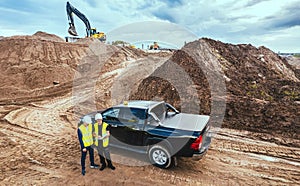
[{"xmin": 90, "ymin": 28, "xmax": 97, "ymax": 35}]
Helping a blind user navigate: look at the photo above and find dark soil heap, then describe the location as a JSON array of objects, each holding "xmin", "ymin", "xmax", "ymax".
[{"xmin": 130, "ymin": 38, "xmax": 300, "ymax": 147}]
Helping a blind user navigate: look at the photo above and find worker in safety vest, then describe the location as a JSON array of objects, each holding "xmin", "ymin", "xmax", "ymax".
[
  {"xmin": 93, "ymin": 113, "xmax": 115, "ymax": 170},
  {"xmin": 78, "ymin": 115, "xmax": 99, "ymax": 175}
]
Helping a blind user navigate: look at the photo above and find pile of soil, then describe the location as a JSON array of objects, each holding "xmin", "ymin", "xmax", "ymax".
[
  {"xmin": 130, "ymin": 38, "xmax": 300, "ymax": 147},
  {"xmin": 0, "ymin": 32, "xmax": 147, "ymax": 104},
  {"xmin": 0, "ymin": 32, "xmax": 87, "ymax": 100},
  {"xmin": 286, "ymin": 56, "xmax": 300, "ymax": 68},
  {"xmin": 286, "ymin": 55, "xmax": 300, "ymax": 76}
]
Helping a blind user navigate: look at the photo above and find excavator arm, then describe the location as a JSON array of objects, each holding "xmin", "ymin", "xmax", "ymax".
[{"xmin": 66, "ymin": 1, "xmax": 92, "ymax": 37}]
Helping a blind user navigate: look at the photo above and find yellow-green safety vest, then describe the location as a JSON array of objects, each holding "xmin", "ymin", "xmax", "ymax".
[
  {"xmin": 79, "ymin": 124, "xmax": 93, "ymax": 147},
  {"xmin": 94, "ymin": 122, "xmax": 109, "ymax": 147}
]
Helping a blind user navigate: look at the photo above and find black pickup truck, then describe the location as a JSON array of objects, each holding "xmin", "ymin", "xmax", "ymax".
[{"xmin": 83, "ymin": 100, "xmax": 212, "ymax": 169}]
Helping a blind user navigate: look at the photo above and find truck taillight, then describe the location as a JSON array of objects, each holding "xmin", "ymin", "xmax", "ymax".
[{"xmin": 190, "ymin": 135, "xmax": 203, "ymax": 151}]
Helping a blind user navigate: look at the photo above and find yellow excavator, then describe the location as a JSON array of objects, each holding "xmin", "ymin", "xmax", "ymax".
[
  {"xmin": 66, "ymin": 1, "xmax": 106, "ymax": 42},
  {"xmin": 149, "ymin": 42, "xmax": 160, "ymax": 50}
]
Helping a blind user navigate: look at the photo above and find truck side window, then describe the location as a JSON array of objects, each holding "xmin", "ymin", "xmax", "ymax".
[
  {"xmin": 118, "ymin": 108, "xmax": 146, "ymax": 126},
  {"xmin": 102, "ymin": 108, "xmax": 120, "ymax": 122}
]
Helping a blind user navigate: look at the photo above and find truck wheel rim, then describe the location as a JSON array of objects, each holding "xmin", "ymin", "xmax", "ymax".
[{"xmin": 152, "ymin": 149, "xmax": 167, "ymax": 165}]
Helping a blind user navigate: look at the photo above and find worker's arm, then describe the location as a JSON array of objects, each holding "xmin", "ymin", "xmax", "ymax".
[
  {"xmin": 103, "ymin": 131, "xmax": 110, "ymax": 139},
  {"xmin": 103, "ymin": 125, "xmax": 111, "ymax": 139},
  {"xmin": 77, "ymin": 128, "xmax": 85, "ymax": 150}
]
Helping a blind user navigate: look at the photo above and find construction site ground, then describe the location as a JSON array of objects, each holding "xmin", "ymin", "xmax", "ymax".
[
  {"xmin": 1, "ymin": 94, "xmax": 299, "ymax": 185},
  {"xmin": 0, "ymin": 33, "xmax": 299, "ymax": 185}
]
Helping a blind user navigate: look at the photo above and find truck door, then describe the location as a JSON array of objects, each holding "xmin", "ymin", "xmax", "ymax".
[
  {"xmin": 117, "ymin": 107, "xmax": 147, "ymax": 147},
  {"xmin": 101, "ymin": 107, "xmax": 126, "ymax": 147}
]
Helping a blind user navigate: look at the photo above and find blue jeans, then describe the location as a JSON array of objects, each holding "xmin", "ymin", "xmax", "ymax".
[{"xmin": 81, "ymin": 146, "xmax": 95, "ymax": 170}]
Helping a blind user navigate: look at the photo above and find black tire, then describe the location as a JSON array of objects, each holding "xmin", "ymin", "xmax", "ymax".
[{"xmin": 148, "ymin": 145, "xmax": 175, "ymax": 169}]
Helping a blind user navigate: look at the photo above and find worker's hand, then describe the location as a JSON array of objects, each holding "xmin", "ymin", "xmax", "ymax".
[
  {"xmin": 97, "ymin": 136, "xmax": 102, "ymax": 140},
  {"xmin": 92, "ymin": 132, "xmax": 96, "ymax": 137},
  {"xmin": 82, "ymin": 148, "xmax": 87, "ymax": 152}
]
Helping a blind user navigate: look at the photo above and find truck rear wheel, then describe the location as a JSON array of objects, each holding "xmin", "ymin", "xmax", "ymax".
[{"xmin": 148, "ymin": 145, "xmax": 175, "ymax": 169}]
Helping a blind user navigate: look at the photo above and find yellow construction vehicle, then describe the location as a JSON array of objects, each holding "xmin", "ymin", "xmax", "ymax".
[
  {"xmin": 149, "ymin": 42, "xmax": 159, "ymax": 50},
  {"xmin": 66, "ymin": 1, "xmax": 106, "ymax": 42}
]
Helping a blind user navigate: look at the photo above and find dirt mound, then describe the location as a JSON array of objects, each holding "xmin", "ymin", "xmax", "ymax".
[
  {"xmin": 33, "ymin": 31, "xmax": 65, "ymax": 42},
  {"xmin": 286, "ymin": 56, "xmax": 300, "ymax": 69},
  {"xmin": 286, "ymin": 56, "xmax": 300, "ymax": 78},
  {"xmin": 94, "ymin": 47, "xmax": 173, "ymax": 110},
  {"xmin": 130, "ymin": 38, "xmax": 300, "ymax": 147},
  {"xmin": 0, "ymin": 33, "xmax": 88, "ymax": 101},
  {"xmin": 0, "ymin": 32, "xmax": 148, "ymax": 104}
]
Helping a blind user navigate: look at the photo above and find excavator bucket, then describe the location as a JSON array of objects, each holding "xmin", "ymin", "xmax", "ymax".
[{"xmin": 68, "ymin": 24, "xmax": 78, "ymax": 36}]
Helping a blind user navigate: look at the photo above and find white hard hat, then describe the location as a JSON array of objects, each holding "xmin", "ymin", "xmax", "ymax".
[
  {"xmin": 95, "ymin": 113, "xmax": 103, "ymax": 120},
  {"xmin": 82, "ymin": 115, "xmax": 92, "ymax": 124}
]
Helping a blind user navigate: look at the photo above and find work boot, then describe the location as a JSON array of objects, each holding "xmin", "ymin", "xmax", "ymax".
[
  {"xmin": 90, "ymin": 164, "xmax": 100, "ymax": 169},
  {"xmin": 108, "ymin": 165, "xmax": 115, "ymax": 170},
  {"xmin": 99, "ymin": 164, "xmax": 106, "ymax": 171},
  {"xmin": 81, "ymin": 169, "xmax": 86, "ymax": 176},
  {"xmin": 107, "ymin": 160, "xmax": 115, "ymax": 170}
]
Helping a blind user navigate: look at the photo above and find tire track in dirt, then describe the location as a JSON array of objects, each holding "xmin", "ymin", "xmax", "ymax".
[
  {"xmin": 211, "ymin": 131, "xmax": 300, "ymax": 163},
  {"xmin": 0, "ymin": 121, "xmax": 54, "ymax": 138}
]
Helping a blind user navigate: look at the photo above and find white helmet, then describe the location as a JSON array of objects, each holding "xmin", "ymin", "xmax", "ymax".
[
  {"xmin": 82, "ymin": 115, "xmax": 92, "ymax": 124},
  {"xmin": 95, "ymin": 113, "xmax": 103, "ymax": 120}
]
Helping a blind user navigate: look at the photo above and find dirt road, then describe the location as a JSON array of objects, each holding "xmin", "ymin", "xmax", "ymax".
[{"xmin": 0, "ymin": 49, "xmax": 299, "ymax": 185}]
